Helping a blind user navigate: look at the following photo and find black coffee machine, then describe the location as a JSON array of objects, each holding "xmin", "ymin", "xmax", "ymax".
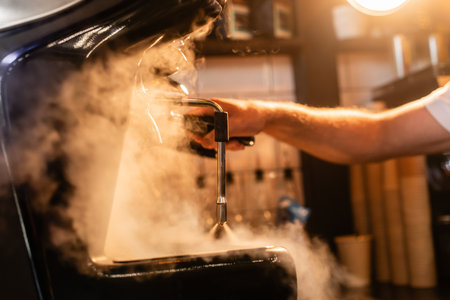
[{"xmin": 0, "ymin": 1, "xmax": 297, "ymax": 299}]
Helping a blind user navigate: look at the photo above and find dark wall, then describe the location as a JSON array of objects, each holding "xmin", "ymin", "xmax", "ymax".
[{"xmin": 292, "ymin": 0, "xmax": 353, "ymax": 250}]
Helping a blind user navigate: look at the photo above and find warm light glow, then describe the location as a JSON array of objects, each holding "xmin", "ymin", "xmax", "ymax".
[{"xmin": 347, "ymin": 0, "xmax": 409, "ymax": 16}]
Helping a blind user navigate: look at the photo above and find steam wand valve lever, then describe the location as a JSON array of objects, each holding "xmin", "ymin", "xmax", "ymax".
[{"xmin": 176, "ymin": 114, "xmax": 254, "ymax": 158}]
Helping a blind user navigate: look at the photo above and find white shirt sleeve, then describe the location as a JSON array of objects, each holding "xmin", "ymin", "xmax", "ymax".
[{"xmin": 425, "ymin": 82, "xmax": 450, "ymax": 133}]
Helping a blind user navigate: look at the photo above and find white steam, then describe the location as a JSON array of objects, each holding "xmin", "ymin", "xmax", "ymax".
[{"xmin": 6, "ymin": 34, "xmax": 345, "ymax": 299}]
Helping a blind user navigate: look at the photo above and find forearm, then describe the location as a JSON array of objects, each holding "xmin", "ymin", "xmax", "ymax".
[
  {"xmin": 257, "ymin": 101, "xmax": 383, "ymax": 164},
  {"xmin": 195, "ymin": 96, "xmax": 450, "ymax": 164},
  {"xmin": 256, "ymin": 99, "xmax": 450, "ymax": 164}
]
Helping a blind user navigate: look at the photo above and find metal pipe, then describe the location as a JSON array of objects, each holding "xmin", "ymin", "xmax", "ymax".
[
  {"xmin": 153, "ymin": 97, "xmax": 228, "ymax": 227},
  {"xmin": 181, "ymin": 98, "xmax": 227, "ymax": 225},
  {"xmin": 217, "ymin": 141, "xmax": 226, "ymax": 224},
  {"xmin": 393, "ymin": 34, "xmax": 411, "ymax": 78}
]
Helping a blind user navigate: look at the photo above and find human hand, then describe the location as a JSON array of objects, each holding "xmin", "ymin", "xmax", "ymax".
[{"xmin": 187, "ymin": 98, "xmax": 267, "ymax": 150}]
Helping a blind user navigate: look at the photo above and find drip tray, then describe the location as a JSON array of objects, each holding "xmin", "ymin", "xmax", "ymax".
[
  {"xmin": 109, "ymin": 244, "xmax": 275, "ymax": 264},
  {"xmin": 91, "ymin": 246, "xmax": 297, "ymax": 300}
]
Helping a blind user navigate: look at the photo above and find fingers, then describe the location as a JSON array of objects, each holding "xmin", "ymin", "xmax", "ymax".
[
  {"xmin": 190, "ymin": 131, "xmax": 246, "ymax": 151},
  {"xmin": 226, "ymin": 139, "xmax": 246, "ymax": 151},
  {"xmin": 188, "ymin": 106, "xmax": 215, "ymax": 116},
  {"xmin": 191, "ymin": 130, "xmax": 215, "ymax": 149},
  {"xmin": 186, "ymin": 97, "xmax": 249, "ymax": 152}
]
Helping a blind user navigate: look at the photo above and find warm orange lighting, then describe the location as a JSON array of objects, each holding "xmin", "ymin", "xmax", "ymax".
[{"xmin": 347, "ymin": 0, "xmax": 409, "ymax": 16}]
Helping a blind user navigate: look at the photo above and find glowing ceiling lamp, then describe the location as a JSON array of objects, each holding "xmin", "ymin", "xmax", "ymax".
[{"xmin": 347, "ymin": 0, "xmax": 409, "ymax": 16}]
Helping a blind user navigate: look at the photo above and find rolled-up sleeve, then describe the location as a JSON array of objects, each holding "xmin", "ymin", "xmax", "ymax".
[{"xmin": 425, "ymin": 82, "xmax": 450, "ymax": 133}]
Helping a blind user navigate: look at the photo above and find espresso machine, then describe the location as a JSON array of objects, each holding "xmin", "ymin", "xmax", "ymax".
[{"xmin": 0, "ymin": 1, "xmax": 297, "ymax": 299}]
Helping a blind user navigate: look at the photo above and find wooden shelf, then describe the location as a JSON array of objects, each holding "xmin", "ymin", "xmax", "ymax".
[
  {"xmin": 336, "ymin": 31, "xmax": 450, "ymax": 53},
  {"xmin": 194, "ymin": 37, "xmax": 303, "ymax": 56},
  {"xmin": 337, "ymin": 37, "xmax": 392, "ymax": 52}
]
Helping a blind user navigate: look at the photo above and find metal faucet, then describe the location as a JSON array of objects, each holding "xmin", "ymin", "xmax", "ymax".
[
  {"xmin": 161, "ymin": 97, "xmax": 229, "ymax": 231},
  {"xmin": 182, "ymin": 98, "xmax": 227, "ymax": 224}
]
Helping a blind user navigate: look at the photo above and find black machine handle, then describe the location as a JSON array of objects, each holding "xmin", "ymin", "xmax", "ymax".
[{"xmin": 182, "ymin": 114, "xmax": 255, "ymax": 146}]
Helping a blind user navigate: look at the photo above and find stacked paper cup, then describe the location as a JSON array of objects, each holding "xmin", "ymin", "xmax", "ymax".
[{"xmin": 399, "ymin": 156, "xmax": 437, "ymax": 288}]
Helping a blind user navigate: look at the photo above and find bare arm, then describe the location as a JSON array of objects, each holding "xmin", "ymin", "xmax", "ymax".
[
  {"xmin": 192, "ymin": 96, "xmax": 450, "ymax": 164},
  {"xmin": 261, "ymin": 99, "xmax": 450, "ymax": 163}
]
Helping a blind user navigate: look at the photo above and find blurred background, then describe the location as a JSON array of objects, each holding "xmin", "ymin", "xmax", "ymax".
[
  {"xmin": 193, "ymin": 0, "xmax": 450, "ymax": 297},
  {"xmin": 1, "ymin": 0, "xmax": 450, "ymax": 299}
]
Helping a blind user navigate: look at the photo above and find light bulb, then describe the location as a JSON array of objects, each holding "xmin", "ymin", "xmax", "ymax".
[{"xmin": 347, "ymin": 0, "xmax": 409, "ymax": 16}]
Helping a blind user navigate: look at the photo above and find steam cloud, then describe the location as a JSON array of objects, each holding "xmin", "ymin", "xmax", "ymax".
[{"xmin": 3, "ymin": 33, "xmax": 346, "ymax": 299}]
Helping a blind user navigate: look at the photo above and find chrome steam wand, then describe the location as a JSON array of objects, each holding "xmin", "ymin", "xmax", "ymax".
[{"xmin": 167, "ymin": 97, "xmax": 229, "ymax": 236}]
